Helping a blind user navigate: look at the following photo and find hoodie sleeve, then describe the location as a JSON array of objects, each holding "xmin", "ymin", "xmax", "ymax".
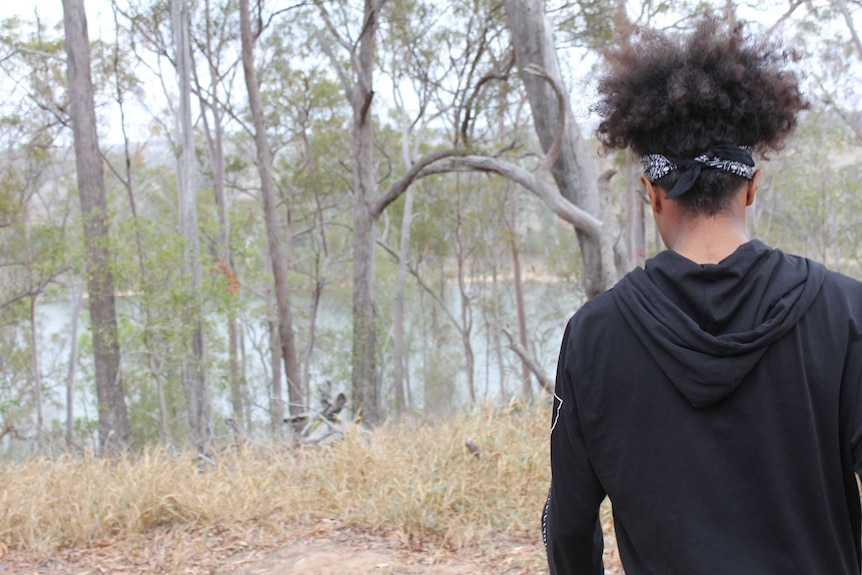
[{"xmin": 544, "ymin": 319, "xmax": 606, "ymax": 575}]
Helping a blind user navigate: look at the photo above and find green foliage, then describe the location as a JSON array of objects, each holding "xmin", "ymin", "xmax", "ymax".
[
  {"xmin": 549, "ymin": 0, "xmax": 618, "ymax": 50},
  {"xmin": 757, "ymin": 110, "xmax": 862, "ymax": 275}
]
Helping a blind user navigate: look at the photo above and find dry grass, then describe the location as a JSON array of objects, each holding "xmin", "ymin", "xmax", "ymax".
[{"xmin": 0, "ymin": 403, "xmax": 551, "ymax": 560}]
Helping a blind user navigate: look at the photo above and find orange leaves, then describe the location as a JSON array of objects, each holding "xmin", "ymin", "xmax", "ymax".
[{"xmin": 212, "ymin": 260, "xmax": 240, "ymax": 296}]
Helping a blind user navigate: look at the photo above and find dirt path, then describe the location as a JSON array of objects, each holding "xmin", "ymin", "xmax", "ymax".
[
  {"xmin": 0, "ymin": 530, "xmax": 550, "ymax": 575},
  {"xmin": 217, "ymin": 533, "xmax": 544, "ymax": 574},
  {"xmin": 0, "ymin": 529, "xmax": 630, "ymax": 574}
]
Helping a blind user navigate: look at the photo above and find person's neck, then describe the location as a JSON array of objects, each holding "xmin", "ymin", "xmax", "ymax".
[{"xmin": 668, "ymin": 214, "xmax": 750, "ymax": 265}]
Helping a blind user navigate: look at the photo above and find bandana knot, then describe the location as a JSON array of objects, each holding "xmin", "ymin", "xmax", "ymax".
[{"xmin": 641, "ymin": 144, "xmax": 755, "ymax": 198}]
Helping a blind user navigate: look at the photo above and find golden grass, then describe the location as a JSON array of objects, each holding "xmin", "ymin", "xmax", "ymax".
[{"xmin": 0, "ymin": 403, "xmax": 552, "ymax": 558}]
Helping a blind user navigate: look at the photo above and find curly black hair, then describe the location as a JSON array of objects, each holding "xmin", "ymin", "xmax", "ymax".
[{"xmin": 594, "ymin": 17, "xmax": 808, "ymax": 214}]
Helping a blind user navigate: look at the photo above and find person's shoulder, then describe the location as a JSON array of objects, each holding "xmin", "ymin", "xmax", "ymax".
[
  {"xmin": 566, "ymin": 277, "xmax": 632, "ymax": 334},
  {"xmin": 781, "ymin": 249, "xmax": 862, "ymax": 303},
  {"xmin": 819, "ymin": 266, "xmax": 862, "ymax": 302},
  {"xmin": 779, "ymin": 247, "xmax": 862, "ymax": 289}
]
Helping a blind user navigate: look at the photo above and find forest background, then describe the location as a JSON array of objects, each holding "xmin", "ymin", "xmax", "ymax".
[{"xmin": 0, "ymin": 0, "xmax": 860, "ymax": 458}]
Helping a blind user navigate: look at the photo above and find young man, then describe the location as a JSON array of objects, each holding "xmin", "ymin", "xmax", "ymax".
[{"xmin": 543, "ymin": 17, "xmax": 862, "ymax": 574}]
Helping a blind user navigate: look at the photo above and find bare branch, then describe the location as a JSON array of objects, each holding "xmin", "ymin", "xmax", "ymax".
[
  {"xmin": 502, "ymin": 326, "xmax": 554, "ymax": 395},
  {"xmin": 459, "ymin": 50, "xmax": 516, "ymax": 148},
  {"xmin": 523, "ymin": 63, "xmax": 566, "ymax": 174},
  {"xmin": 425, "ymin": 155, "xmax": 603, "ymax": 236},
  {"xmin": 834, "ymin": 0, "xmax": 862, "ymax": 61},
  {"xmin": 314, "ymin": 0, "xmax": 354, "ymax": 53},
  {"xmin": 378, "ymin": 240, "xmax": 461, "ymax": 329},
  {"xmin": 371, "ymin": 149, "xmax": 460, "ymax": 218},
  {"xmin": 314, "ymin": 29, "xmax": 355, "ymax": 106},
  {"xmin": 763, "ymin": 0, "xmax": 804, "ymax": 40}
]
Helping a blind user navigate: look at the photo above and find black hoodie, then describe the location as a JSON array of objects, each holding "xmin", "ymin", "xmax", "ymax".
[{"xmin": 544, "ymin": 240, "xmax": 862, "ymax": 574}]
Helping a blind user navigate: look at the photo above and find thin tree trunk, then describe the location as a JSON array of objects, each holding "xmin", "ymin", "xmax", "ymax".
[
  {"xmin": 172, "ymin": 0, "xmax": 211, "ymax": 451},
  {"xmin": 30, "ymin": 295, "xmax": 43, "ymax": 453},
  {"xmin": 510, "ymin": 239, "xmax": 532, "ymax": 403},
  {"xmin": 201, "ymin": 87, "xmax": 245, "ymax": 431},
  {"xmin": 392, "ymin": 186, "xmax": 414, "ymax": 415},
  {"xmin": 302, "ymin": 193, "xmax": 330, "ymax": 404},
  {"xmin": 269, "ymin": 314, "xmax": 283, "ymax": 440},
  {"xmin": 63, "ymin": 0, "xmax": 130, "ymax": 454},
  {"xmin": 65, "ymin": 284, "xmax": 83, "ymax": 448},
  {"xmin": 197, "ymin": 0, "xmax": 245, "ymax": 432},
  {"xmin": 491, "ymin": 264, "xmax": 506, "ymax": 401},
  {"xmin": 239, "ymin": 0, "xmax": 303, "ymax": 419},
  {"xmin": 110, "ymin": 0, "xmax": 167, "ymax": 444},
  {"xmin": 240, "ymin": 320, "xmax": 253, "ymax": 437},
  {"xmin": 454, "ymin": 188, "xmax": 475, "ymax": 406}
]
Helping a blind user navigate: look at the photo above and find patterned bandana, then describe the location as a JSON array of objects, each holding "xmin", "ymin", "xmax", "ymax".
[{"xmin": 641, "ymin": 144, "xmax": 756, "ymax": 199}]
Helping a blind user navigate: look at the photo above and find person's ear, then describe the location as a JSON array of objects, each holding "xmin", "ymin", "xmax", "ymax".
[
  {"xmin": 745, "ymin": 169, "xmax": 761, "ymax": 207},
  {"xmin": 642, "ymin": 176, "xmax": 661, "ymax": 214}
]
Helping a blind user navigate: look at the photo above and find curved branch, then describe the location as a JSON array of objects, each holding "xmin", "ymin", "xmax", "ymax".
[
  {"xmin": 371, "ymin": 149, "xmax": 460, "ymax": 218},
  {"xmin": 428, "ymin": 155, "xmax": 602, "ymax": 237},
  {"xmin": 523, "ymin": 63, "xmax": 566, "ymax": 174}
]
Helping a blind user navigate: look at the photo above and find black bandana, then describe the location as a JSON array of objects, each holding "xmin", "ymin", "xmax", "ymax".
[{"xmin": 641, "ymin": 145, "xmax": 756, "ymax": 199}]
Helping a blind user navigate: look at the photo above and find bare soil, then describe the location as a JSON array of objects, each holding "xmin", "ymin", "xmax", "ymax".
[
  {"xmin": 0, "ymin": 525, "xmax": 625, "ymax": 574},
  {"xmin": 0, "ymin": 528, "xmax": 550, "ymax": 575}
]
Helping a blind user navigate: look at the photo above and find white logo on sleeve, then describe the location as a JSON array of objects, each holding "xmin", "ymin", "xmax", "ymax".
[{"xmin": 551, "ymin": 393, "xmax": 563, "ymax": 434}]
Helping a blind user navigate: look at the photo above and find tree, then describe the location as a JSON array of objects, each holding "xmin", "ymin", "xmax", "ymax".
[
  {"xmin": 171, "ymin": 0, "xmax": 212, "ymax": 451},
  {"xmin": 502, "ymin": 0, "xmax": 625, "ymax": 298},
  {"xmin": 239, "ymin": 0, "xmax": 304, "ymax": 425},
  {"xmin": 191, "ymin": 0, "xmax": 247, "ymax": 435},
  {"xmin": 315, "ymin": 0, "xmax": 457, "ymax": 424},
  {"xmin": 62, "ymin": 0, "xmax": 130, "ymax": 453}
]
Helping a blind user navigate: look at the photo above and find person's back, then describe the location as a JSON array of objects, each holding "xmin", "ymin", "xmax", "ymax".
[{"xmin": 543, "ymin": 17, "xmax": 862, "ymax": 575}]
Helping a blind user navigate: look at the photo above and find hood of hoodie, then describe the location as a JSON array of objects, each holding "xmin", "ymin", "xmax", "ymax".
[{"xmin": 612, "ymin": 240, "xmax": 826, "ymax": 407}]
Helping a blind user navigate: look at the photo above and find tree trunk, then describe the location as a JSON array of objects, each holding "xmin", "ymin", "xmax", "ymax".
[
  {"xmin": 30, "ymin": 294, "xmax": 43, "ymax": 453},
  {"xmin": 108, "ymin": 2, "xmax": 167, "ymax": 444},
  {"xmin": 502, "ymin": 0, "xmax": 622, "ymax": 297},
  {"xmin": 268, "ymin": 314, "xmax": 283, "ymax": 439},
  {"xmin": 491, "ymin": 265, "xmax": 507, "ymax": 401},
  {"xmin": 348, "ymin": 1, "xmax": 382, "ymax": 424},
  {"xmin": 172, "ymin": 0, "xmax": 211, "ymax": 451},
  {"xmin": 352, "ymin": 205, "xmax": 378, "ymax": 422},
  {"xmin": 318, "ymin": 0, "xmax": 469, "ymax": 422},
  {"xmin": 239, "ymin": 0, "xmax": 304, "ymax": 418},
  {"xmin": 198, "ymin": 0, "xmax": 245, "ymax": 432},
  {"xmin": 510, "ymin": 239, "xmax": 533, "ymax": 403},
  {"xmin": 63, "ymin": 0, "xmax": 130, "ymax": 454},
  {"xmin": 65, "ymin": 284, "xmax": 82, "ymax": 448},
  {"xmin": 454, "ymin": 186, "xmax": 475, "ymax": 406},
  {"xmin": 302, "ymin": 194, "xmax": 331, "ymax": 409},
  {"xmin": 392, "ymin": 106, "xmax": 419, "ymax": 415},
  {"xmin": 392, "ymin": 185, "xmax": 413, "ymax": 415}
]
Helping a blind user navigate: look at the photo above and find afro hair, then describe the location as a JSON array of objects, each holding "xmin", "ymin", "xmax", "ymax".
[{"xmin": 593, "ymin": 17, "xmax": 808, "ymax": 213}]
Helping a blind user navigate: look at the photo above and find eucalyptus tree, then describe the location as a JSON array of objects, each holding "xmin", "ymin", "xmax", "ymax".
[
  {"xmin": 314, "ymin": 0, "xmax": 459, "ymax": 424},
  {"xmin": 189, "ymin": 0, "xmax": 246, "ymax": 432},
  {"xmin": 169, "ymin": 0, "xmax": 212, "ymax": 451},
  {"xmin": 501, "ymin": 0, "xmax": 626, "ymax": 298},
  {"xmin": 63, "ymin": 0, "xmax": 131, "ymax": 453},
  {"xmin": 239, "ymin": 0, "xmax": 304, "ymax": 425}
]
